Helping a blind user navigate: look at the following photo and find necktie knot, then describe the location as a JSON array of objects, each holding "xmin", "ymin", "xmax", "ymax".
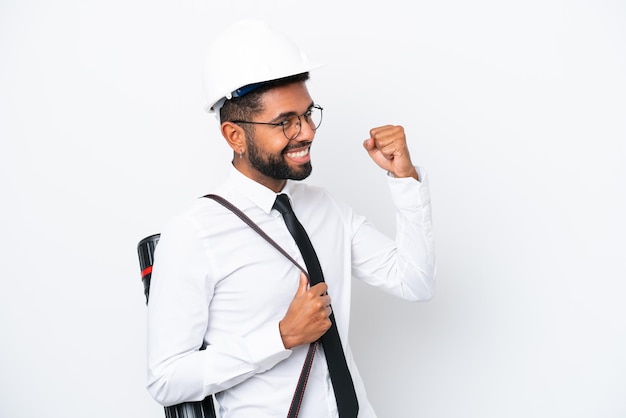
[{"xmin": 273, "ymin": 194, "xmax": 292, "ymax": 216}]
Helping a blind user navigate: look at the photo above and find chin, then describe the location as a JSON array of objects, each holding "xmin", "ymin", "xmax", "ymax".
[{"xmin": 289, "ymin": 164, "xmax": 312, "ymax": 181}]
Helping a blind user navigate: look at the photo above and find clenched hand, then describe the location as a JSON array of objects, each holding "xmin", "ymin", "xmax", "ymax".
[{"xmin": 279, "ymin": 273, "xmax": 332, "ymax": 349}]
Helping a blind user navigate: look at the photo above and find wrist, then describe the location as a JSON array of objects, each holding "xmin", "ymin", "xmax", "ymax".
[
  {"xmin": 279, "ymin": 320, "xmax": 296, "ymax": 349},
  {"xmin": 390, "ymin": 166, "xmax": 419, "ymax": 181}
]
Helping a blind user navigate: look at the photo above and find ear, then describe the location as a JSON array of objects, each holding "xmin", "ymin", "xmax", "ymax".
[{"xmin": 221, "ymin": 122, "xmax": 246, "ymax": 155}]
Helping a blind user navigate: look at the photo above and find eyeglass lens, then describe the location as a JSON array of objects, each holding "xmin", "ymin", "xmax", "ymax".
[{"xmin": 284, "ymin": 106, "xmax": 323, "ymax": 140}]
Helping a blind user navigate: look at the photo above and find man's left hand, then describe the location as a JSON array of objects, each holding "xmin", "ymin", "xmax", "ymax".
[{"xmin": 363, "ymin": 125, "xmax": 419, "ymax": 180}]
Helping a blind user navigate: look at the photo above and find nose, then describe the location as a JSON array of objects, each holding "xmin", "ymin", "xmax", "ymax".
[{"xmin": 296, "ymin": 115, "xmax": 316, "ymax": 140}]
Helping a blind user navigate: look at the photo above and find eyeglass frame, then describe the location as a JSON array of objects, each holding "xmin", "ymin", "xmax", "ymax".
[{"xmin": 231, "ymin": 104, "xmax": 323, "ymax": 140}]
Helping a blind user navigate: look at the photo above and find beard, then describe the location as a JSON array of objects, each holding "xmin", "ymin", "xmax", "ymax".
[{"xmin": 246, "ymin": 136, "xmax": 313, "ymax": 181}]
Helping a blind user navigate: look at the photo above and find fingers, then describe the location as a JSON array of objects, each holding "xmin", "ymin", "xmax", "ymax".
[
  {"xmin": 362, "ymin": 137, "xmax": 375, "ymax": 151},
  {"xmin": 311, "ymin": 285, "xmax": 332, "ymax": 321},
  {"xmin": 295, "ymin": 275, "xmax": 331, "ymax": 314},
  {"xmin": 323, "ymin": 304, "xmax": 332, "ymax": 319},
  {"xmin": 295, "ymin": 272, "xmax": 309, "ymax": 296},
  {"xmin": 364, "ymin": 124, "xmax": 419, "ymax": 179},
  {"xmin": 279, "ymin": 274, "xmax": 334, "ymax": 349},
  {"xmin": 309, "ymin": 282, "xmax": 331, "ymax": 318},
  {"xmin": 368, "ymin": 125, "xmax": 406, "ymax": 158},
  {"xmin": 363, "ymin": 125, "xmax": 405, "ymax": 166},
  {"xmin": 309, "ymin": 281, "xmax": 328, "ymax": 296}
]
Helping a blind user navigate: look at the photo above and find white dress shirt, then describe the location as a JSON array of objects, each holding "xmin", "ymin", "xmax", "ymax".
[{"xmin": 147, "ymin": 165, "xmax": 436, "ymax": 417}]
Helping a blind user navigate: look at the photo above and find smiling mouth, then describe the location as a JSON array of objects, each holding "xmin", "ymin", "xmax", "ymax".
[
  {"xmin": 283, "ymin": 141, "xmax": 312, "ymax": 160},
  {"xmin": 285, "ymin": 147, "xmax": 309, "ymax": 159}
]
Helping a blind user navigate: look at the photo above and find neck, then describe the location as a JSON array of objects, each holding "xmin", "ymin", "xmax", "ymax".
[{"xmin": 232, "ymin": 160, "xmax": 287, "ymax": 193}]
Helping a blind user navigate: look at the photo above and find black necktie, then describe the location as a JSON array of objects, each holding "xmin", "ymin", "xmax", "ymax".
[{"xmin": 273, "ymin": 194, "xmax": 359, "ymax": 417}]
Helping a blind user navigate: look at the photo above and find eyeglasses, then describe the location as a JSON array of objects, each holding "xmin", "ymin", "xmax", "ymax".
[{"xmin": 232, "ymin": 105, "xmax": 323, "ymax": 140}]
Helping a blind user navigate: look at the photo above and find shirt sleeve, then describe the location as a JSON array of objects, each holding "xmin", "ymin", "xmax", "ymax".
[
  {"xmin": 146, "ymin": 214, "xmax": 291, "ymax": 406},
  {"xmin": 350, "ymin": 166, "xmax": 436, "ymax": 301}
]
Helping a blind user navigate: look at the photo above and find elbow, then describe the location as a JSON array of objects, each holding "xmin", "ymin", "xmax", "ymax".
[
  {"xmin": 407, "ymin": 267, "xmax": 436, "ymax": 302},
  {"xmin": 147, "ymin": 368, "xmax": 193, "ymax": 407},
  {"xmin": 147, "ymin": 377, "xmax": 175, "ymax": 407},
  {"xmin": 147, "ymin": 359, "xmax": 173, "ymax": 405},
  {"xmin": 147, "ymin": 356, "xmax": 210, "ymax": 406},
  {"xmin": 407, "ymin": 286, "xmax": 435, "ymax": 302},
  {"xmin": 420, "ymin": 287, "xmax": 435, "ymax": 302}
]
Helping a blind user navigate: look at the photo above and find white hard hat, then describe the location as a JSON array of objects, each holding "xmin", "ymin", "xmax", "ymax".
[{"xmin": 202, "ymin": 19, "xmax": 323, "ymax": 115}]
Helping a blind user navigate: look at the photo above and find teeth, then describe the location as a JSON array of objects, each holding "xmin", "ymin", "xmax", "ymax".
[{"xmin": 286, "ymin": 148, "xmax": 309, "ymax": 158}]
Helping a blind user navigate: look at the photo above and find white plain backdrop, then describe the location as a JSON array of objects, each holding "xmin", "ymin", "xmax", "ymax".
[{"xmin": 1, "ymin": 1, "xmax": 625, "ymax": 417}]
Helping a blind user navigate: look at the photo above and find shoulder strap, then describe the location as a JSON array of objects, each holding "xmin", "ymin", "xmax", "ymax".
[
  {"xmin": 203, "ymin": 193, "xmax": 317, "ymax": 418},
  {"xmin": 204, "ymin": 194, "xmax": 309, "ymax": 277}
]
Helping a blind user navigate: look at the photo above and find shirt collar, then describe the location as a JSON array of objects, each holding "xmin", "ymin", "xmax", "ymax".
[{"xmin": 228, "ymin": 165, "xmax": 290, "ymax": 214}]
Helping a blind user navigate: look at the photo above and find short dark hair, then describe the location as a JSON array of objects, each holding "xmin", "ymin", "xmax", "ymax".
[{"xmin": 219, "ymin": 72, "xmax": 310, "ymax": 127}]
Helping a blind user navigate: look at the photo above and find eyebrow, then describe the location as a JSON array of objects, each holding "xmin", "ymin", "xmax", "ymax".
[{"xmin": 269, "ymin": 101, "xmax": 315, "ymax": 123}]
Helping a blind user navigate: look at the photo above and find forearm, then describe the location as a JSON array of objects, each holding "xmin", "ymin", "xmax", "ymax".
[
  {"xmin": 147, "ymin": 319, "xmax": 289, "ymax": 406},
  {"xmin": 390, "ymin": 166, "xmax": 436, "ymax": 299},
  {"xmin": 352, "ymin": 166, "xmax": 436, "ymax": 300}
]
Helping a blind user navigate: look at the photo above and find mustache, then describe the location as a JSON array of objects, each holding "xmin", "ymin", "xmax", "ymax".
[{"xmin": 283, "ymin": 141, "xmax": 312, "ymax": 153}]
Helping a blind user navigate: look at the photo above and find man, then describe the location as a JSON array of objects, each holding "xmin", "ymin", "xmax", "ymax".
[{"xmin": 147, "ymin": 19, "xmax": 436, "ymax": 418}]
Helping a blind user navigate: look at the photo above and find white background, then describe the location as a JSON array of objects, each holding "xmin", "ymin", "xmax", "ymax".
[{"xmin": 1, "ymin": 1, "xmax": 625, "ymax": 417}]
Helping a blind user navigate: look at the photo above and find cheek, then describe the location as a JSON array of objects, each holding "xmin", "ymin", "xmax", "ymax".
[
  {"xmin": 261, "ymin": 138, "xmax": 289, "ymax": 155},
  {"xmin": 248, "ymin": 130, "xmax": 289, "ymax": 156}
]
